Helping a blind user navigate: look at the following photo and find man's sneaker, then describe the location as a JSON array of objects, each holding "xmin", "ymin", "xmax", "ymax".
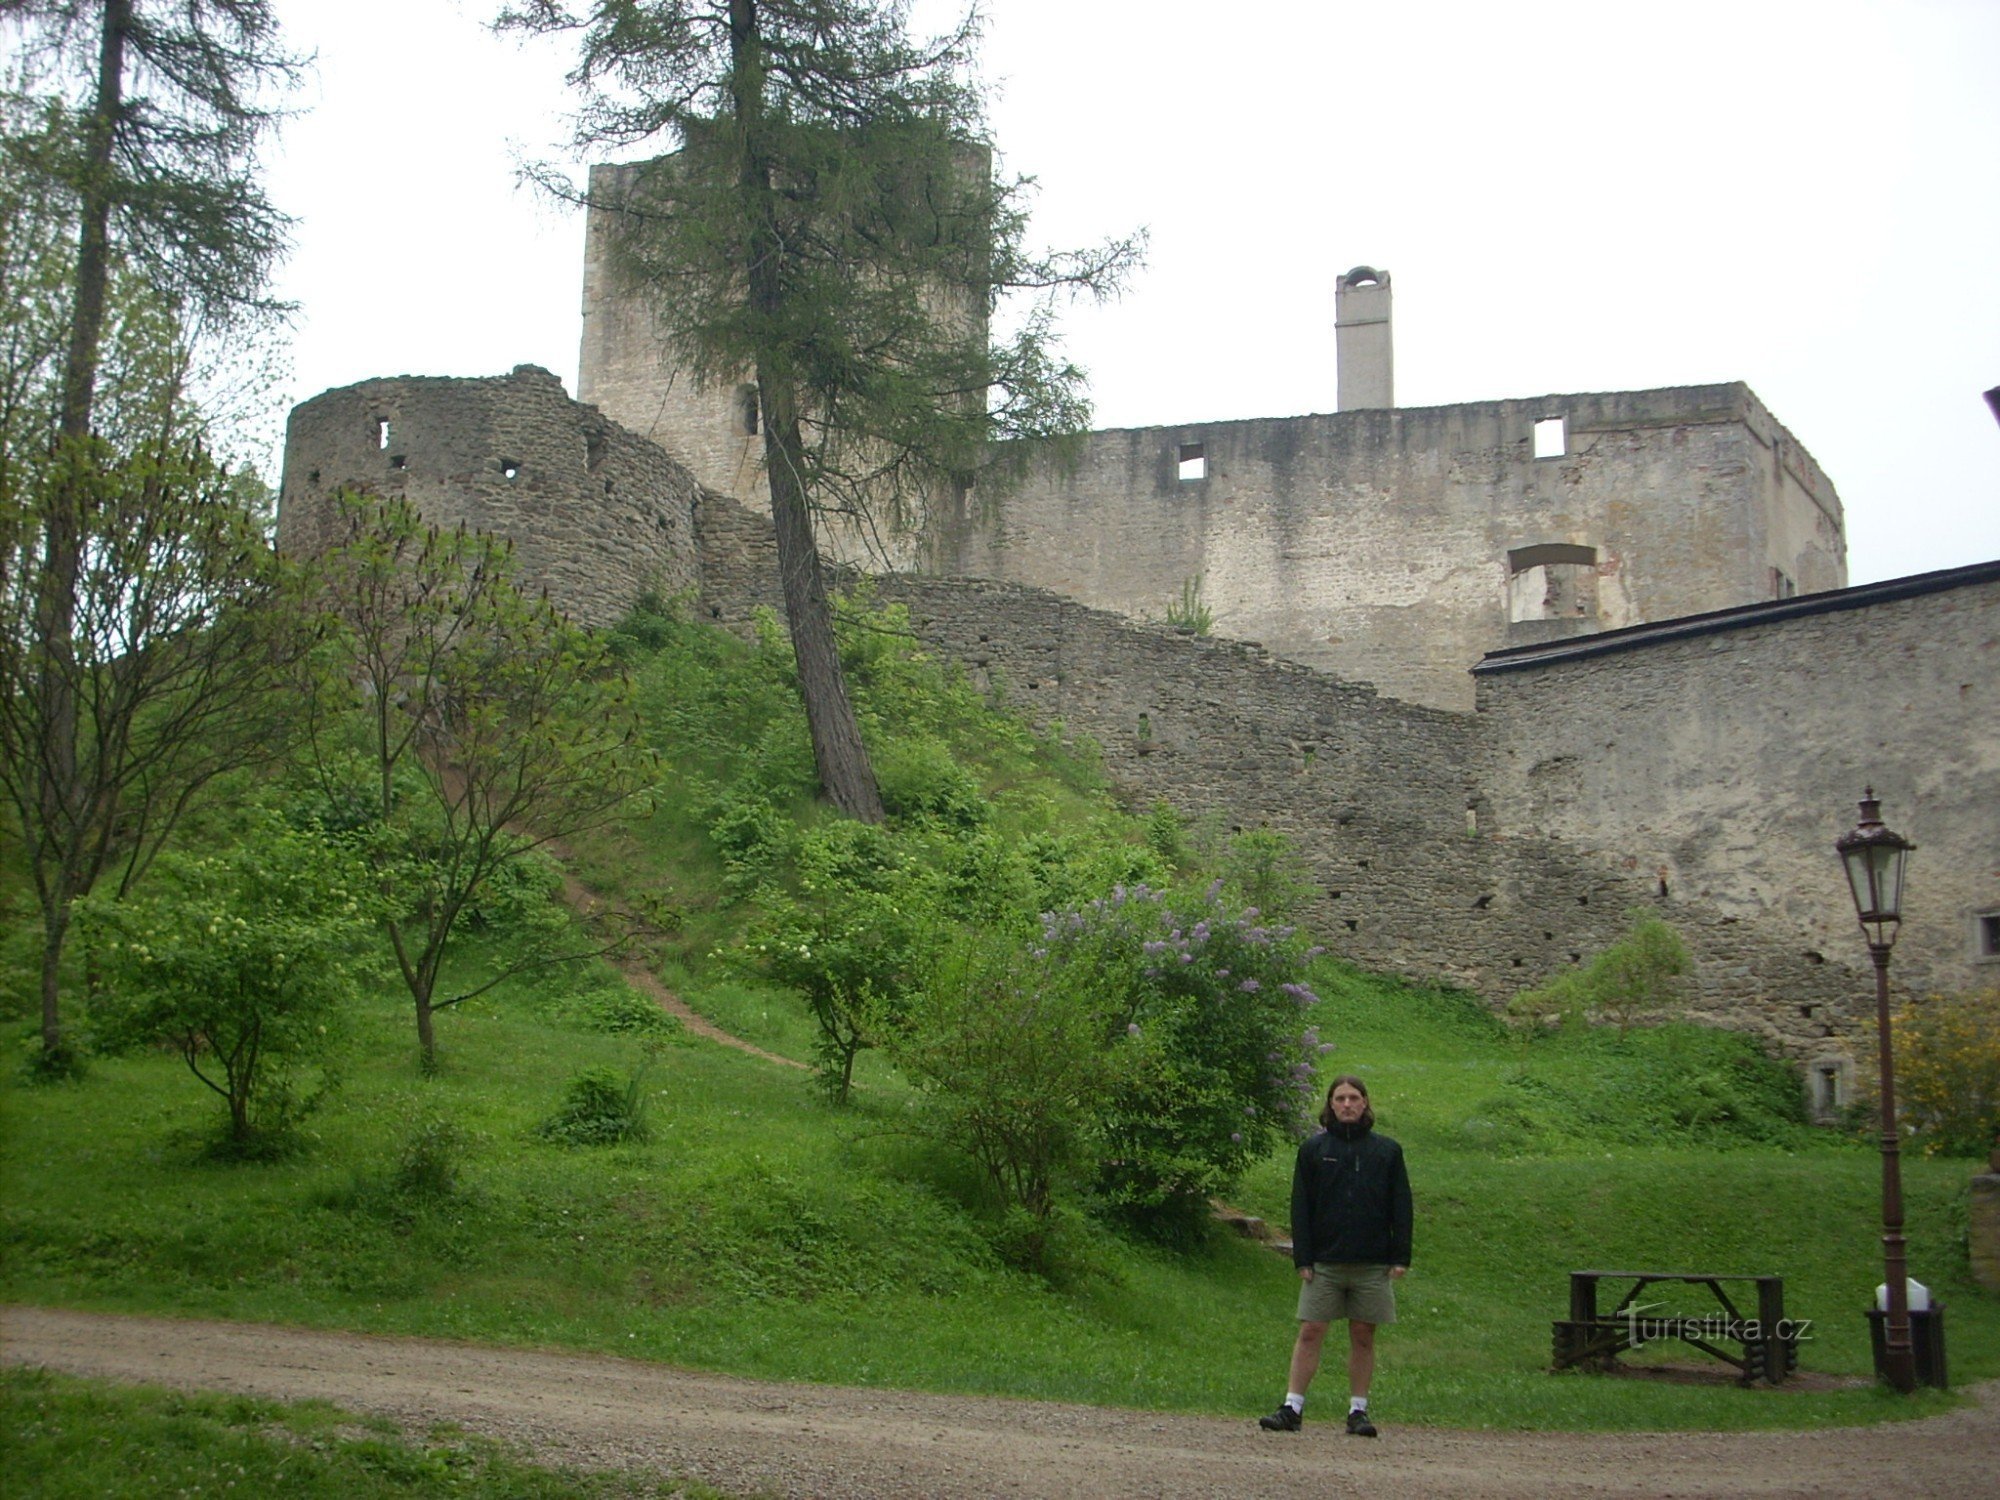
[
  {"xmin": 1259, "ymin": 1403, "xmax": 1303, "ymax": 1432},
  {"xmin": 1345, "ymin": 1409, "xmax": 1378, "ymax": 1438}
]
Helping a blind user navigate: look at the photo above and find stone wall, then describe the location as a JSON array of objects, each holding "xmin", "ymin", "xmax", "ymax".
[
  {"xmin": 277, "ymin": 366, "xmax": 702, "ymax": 627},
  {"xmin": 925, "ymin": 384, "xmax": 1847, "ymax": 711},
  {"xmin": 695, "ymin": 490, "xmax": 1902, "ymax": 1061},
  {"xmin": 1475, "ymin": 563, "xmax": 2000, "ymax": 1012},
  {"xmin": 276, "ymin": 370, "xmax": 1983, "ymax": 1077}
]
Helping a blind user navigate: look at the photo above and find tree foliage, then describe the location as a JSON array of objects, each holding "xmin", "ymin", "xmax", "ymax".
[
  {"xmin": 1882, "ymin": 987, "xmax": 2000, "ymax": 1158},
  {"xmin": 0, "ymin": 440, "xmax": 293, "ymax": 1068},
  {"xmin": 298, "ymin": 494, "xmax": 657, "ymax": 1069},
  {"xmin": 500, "ymin": 0, "xmax": 1139, "ymax": 822},
  {"xmin": 0, "ymin": 0, "xmax": 300, "ymax": 1066},
  {"xmin": 77, "ymin": 816, "xmax": 371, "ymax": 1150},
  {"xmin": 2, "ymin": 0, "xmax": 301, "ymax": 437}
]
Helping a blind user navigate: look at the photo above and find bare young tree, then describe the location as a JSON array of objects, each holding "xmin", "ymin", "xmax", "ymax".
[{"xmin": 300, "ymin": 495, "xmax": 657, "ymax": 1071}]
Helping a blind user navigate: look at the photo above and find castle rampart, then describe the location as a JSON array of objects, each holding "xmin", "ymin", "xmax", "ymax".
[
  {"xmin": 279, "ymin": 371, "xmax": 1992, "ymax": 1087},
  {"xmin": 925, "ymin": 383, "xmax": 1847, "ymax": 710},
  {"xmin": 688, "ymin": 484, "xmax": 1906, "ymax": 1059},
  {"xmin": 277, "ymin": 365, "xmax": 702, "ymax": 626},
  {"xmin": 1475, "ymin": 562, "xmax": 2000, "ymax": 1021}
]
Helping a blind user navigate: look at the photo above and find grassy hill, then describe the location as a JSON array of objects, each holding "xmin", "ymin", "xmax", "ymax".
[{"xmin": 3, "ymin": 593, "xmax": 1993, "ymax": 1438}]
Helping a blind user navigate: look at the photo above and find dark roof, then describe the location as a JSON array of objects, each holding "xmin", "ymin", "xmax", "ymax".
[{"xmin": 1473, "ymin": 558, "xmax": 2000, "ymax": 676}]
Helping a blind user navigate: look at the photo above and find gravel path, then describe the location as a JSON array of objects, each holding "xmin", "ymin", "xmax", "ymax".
[{"xmin": 4, "ymin": 1306, "xmax": 1993, "ymax": 1498}]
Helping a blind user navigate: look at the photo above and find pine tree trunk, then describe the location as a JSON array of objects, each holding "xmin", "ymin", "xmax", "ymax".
[
  {"xmin": 760, "ymin": 387, "xmax": 884, "ymax": 823},
  {"xmin": 32, "ymin": 1, "xmax": 129, "ymax": 1064},
  {"xmin": 729, "ymin": 0, "xmax": 882, "ymax": 823}
]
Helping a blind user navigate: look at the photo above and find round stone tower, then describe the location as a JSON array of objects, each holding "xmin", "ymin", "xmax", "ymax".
[{"xmin": 277, "ymin": 364, "xmax": 703, "ymax": 627}]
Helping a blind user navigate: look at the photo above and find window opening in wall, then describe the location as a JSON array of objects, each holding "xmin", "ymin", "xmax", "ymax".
[
  {"xmin": 1506, "ymin": 542, "xmax": 1599, "ymax": 623},
  {"xmin": 1177, "ymin": 442, "xmax": 1206, "ymax": 482},
  {"xmin": 500, "ymin": 459, "xmax": 520, "ymax": 481},
  {"xmin": 1532, "ymin": 416, "xmax": 1566, "ymax": 459},
  {"xmin": 389, "ymin": 454, "xmax": 406, "ymax": 470},
  {"xmin": 376, "ymin": 418, "xmax": 391, "ymax": 450},
  {"xmin": 1977, "ymin": 910, "xmax": 2000, "ymax": 961},
  {"xmin": 1770, "ymin": 567, "xmax": 1796, "ymax": 599},
  {"xmin": 737, "ymin": 384, "xmax": 760, "ymax": 436},
  {"xmin": 1812, "ymin": 1063, "xmax": 1843, "ymax": 1120}
]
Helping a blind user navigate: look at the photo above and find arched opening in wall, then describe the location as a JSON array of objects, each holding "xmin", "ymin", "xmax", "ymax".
[
  {"xmin": 1507, "ymin": 542, "xmax": 1598, "ymax": 623},
  {"xmin": 736, "ymin": 384, "xmax": 760, "ymax": 436}
]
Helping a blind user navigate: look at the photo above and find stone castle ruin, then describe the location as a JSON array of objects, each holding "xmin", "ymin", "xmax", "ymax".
[{"xmin": 278, "ymin": 222, "xmax": 2000, "ymax": 1109}]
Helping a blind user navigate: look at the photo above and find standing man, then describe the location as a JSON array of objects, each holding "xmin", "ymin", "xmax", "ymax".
[{"xmin": 1259, "ymin": 1074, "xmax": 1413, "ymax": 1436}]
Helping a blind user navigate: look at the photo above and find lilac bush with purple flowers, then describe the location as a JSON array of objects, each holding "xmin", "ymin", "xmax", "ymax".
[{"xmin": 1040, "ymin": 879, "xmax": 1329, "ymax": 1237}]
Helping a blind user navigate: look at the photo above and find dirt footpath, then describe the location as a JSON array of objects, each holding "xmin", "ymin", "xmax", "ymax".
[{"xmin": 4, "ymin": 1306, "xmax": 1993, "ymax": 1499}]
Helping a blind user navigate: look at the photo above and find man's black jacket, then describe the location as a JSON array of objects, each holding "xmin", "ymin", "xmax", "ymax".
[{"xmin": 1289, "ymin": 1120, "xmax": 1413, "ymax": 1269}]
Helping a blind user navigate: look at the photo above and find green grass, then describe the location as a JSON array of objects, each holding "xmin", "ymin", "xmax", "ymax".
[
  {"xmin": 0, "ymin": 1367, "xmax": 724, "ymax": 1498},
  {"xmin": 3, "ymin": 963, "xmax": 1992, "ymax": 1434}
]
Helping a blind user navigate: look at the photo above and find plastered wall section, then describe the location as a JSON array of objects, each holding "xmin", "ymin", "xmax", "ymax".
[
  {"xmin": 277, "ymin": 366, "xmax": 702, "ymax": 627},
  {"xmin": 927, "ymin": 384, "xmax": 1845, "ymax": 712},
  {"xmin": 578, "ymin": 162, "xmax": 771, "ymax": 507},
  {"xmin": 696, "ymin": 490, "xmax": 1879, "ymax": 1059},
  {"xmin": 1475, "ymin": 564, "xmax": 2000, "ymax": 1009},
  {"xmin": 578, "ymin": 156, "xmax": 982, "ymax": 576}
]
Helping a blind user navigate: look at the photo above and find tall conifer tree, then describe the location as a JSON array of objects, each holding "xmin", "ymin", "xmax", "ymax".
[
  {"xmin": 0, "ymin": 0, "xmax": 301, "ymax": 1065},
  {"xmin": 501, "ymin": 0, "xmax": 1139, "ymax": 821}
]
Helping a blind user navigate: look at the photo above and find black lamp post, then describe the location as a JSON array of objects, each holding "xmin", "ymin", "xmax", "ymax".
[{"xmin": 1836, "ymin": 788, "xmax": 1917, "ymax": 1393}]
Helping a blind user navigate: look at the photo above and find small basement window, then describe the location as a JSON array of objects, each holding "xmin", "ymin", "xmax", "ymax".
[
  {"xmin": 1177, "ymin": 442, "xmax": 1206, "ymax": 482},
  {"xmin": 1976, "ymin": 909, "xmax": 2000, "ymax": 962},
  {"xmin": 1809, "ymin": 1061, "xmax": 1848, "ymax": 1122},
  {"xmin": 1532, "ymin": 416, "xmax": 1566, "ymax": 459}
]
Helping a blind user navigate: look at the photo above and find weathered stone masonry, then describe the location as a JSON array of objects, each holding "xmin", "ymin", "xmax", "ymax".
[
  {"xmin": 920, "ymin": 384, "xmax": 1846, "ymax": 713},
  {"xmin": 278, "ymin": 366, "xmax": 702, "ymax": 628},
  {"xmin": 279, "ymin": 373, "xmax": 1997, "ymax": 1076}
]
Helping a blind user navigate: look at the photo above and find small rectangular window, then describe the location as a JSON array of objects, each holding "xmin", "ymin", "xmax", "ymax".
[
  {"xmin": 1177, "ymin": 442, "xmax": 1206, "ymax": 482},
  {"xmin": 377, "ymin": 418, "xmax": 391, "ymax": 450},
  {"xmin": 1770, "ymin": 567, "xmax": 1796, "ymax": 599},
  {"xmin": 1977, "ymin": 910, "xmax": 2000, "ymax": 961},
  {"xmin": 1532, "ymin": 417, "xmax": 1566, "ymax": 459}
]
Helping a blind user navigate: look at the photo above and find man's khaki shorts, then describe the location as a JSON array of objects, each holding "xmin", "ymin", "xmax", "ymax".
[{"xmin": 1297, "ymin": 1262, "xmax": 1398, "ymax": 1325}]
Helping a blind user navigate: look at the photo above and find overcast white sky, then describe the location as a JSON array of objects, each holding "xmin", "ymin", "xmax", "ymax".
[{"xmin": 265, "ymin": 0, "xmax": 1999, "ymax": 586}]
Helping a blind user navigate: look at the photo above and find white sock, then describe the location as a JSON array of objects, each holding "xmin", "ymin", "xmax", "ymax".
[
  {"xmin": 1350, "ymin": 1397, "xmax": 1368, "ymax": 1414},
  {"xmin": 1284, "ymin": 1392, "xmax": 1305, "ymax": 1412}
]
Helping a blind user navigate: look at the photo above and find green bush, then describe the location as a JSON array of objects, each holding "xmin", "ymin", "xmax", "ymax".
[
  {"xmin": 1056, "ymin": 882, "xmax": 1327, "ymax": 1236},
  {"xmin": 888, "ymin": 932, "xmax": 1126, "ymax": 1269},
  {"xmin": 393, "ymin": 1112, "xmax": 469, "ymax": 1201},
  {"xmin": 547, "ymin": 978, "xmax": 686, "ymax": 1038},
  {"xmin": 76, "ymin": 821, "xmax": 373, "ymax": 1151},
  {"xmin": 874, "ymin": 736, "xmax": 989, "ymax": 830},
  {"xmin": 1509, "ymin": 909, "xmax": 1689, "ymax": 1031},
  {"xmin": 536, "ymin": 1066, "xmax": 651, "ymax": 1146},
  {"xmin": 747, "ymin": 824, "xmax": 925, "ymax": 1101},
  {"xmin": 1887, "ymin": 988, "xmax": 2000, "ymax": 1157}
]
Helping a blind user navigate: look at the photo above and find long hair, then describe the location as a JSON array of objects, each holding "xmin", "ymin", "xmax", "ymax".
[{"xmin": 1318, "ymin": 1074, "xmax": 1375, "ymax": 1131}]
